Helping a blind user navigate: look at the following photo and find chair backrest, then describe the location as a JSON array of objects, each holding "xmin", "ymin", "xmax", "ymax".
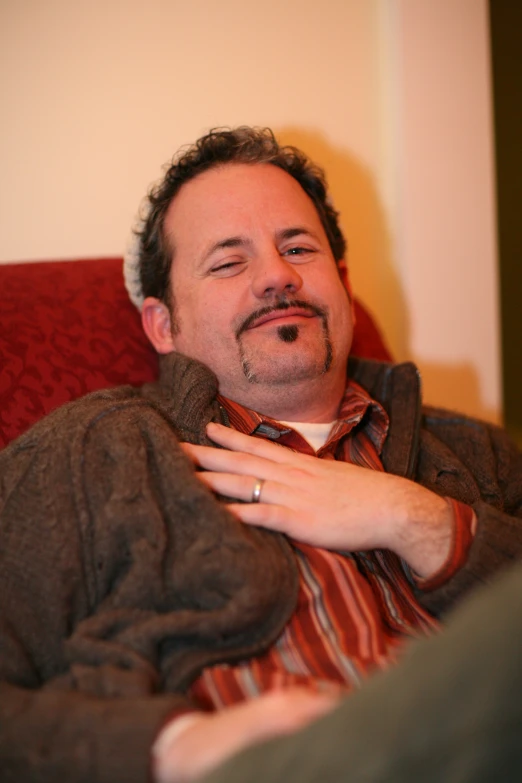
[{"xmin": 0, "ymin": 257, "xmax": 392, "ymax": 448}]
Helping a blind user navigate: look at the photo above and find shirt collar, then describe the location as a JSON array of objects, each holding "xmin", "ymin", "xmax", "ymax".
[{"xmin": 218, "ymin": 378, "xmax": 389, "ymax": 456}]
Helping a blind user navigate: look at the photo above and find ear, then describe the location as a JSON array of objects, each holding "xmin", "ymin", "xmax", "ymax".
[{"xmin": 141, "ymin": 296, "xmax": 176, "ymax": 354}]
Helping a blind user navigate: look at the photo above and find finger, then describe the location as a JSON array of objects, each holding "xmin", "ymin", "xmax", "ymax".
[
  {"xmin": 237, "ymin": 687, "xmax": 340, "ymax": 736},
  {"xmin": 179, "ymin": 441, "xmax": 202, "ymax": 463},
  {"xmin": 226, "ymin": 501, "xmax": 302, "ymax": 537},
  {"xmin": 202, "ymin": 473, "xmax": 304, "ymax": 510},
  {"xmin": 196, "ymin": 471, "xmax": 265, "ymax": 502},
  {"xmin": 260, "ymin": 687, "xmax": 341, "ymax": 732},
  {"xmin": 180, "ymin": 441, "xmax": 283, "ymax": 480},
  {"xmin": 206, "ymin": 422, "xmax": 301, "ymax": 465}
]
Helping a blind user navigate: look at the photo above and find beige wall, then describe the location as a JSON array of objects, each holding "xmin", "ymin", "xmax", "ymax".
[
  {"xmin": 392, "ymin": 0, "xmax": 500, "ymax": 424},
  {"xmin": 0, "ymin": 0, "xmax": 501, "ymax": 422}
]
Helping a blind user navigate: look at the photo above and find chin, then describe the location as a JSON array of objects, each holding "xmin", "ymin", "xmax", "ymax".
[
  {"xmin": 238, "ymin": 322, "xmax": 335, "ymax": 384},
  {"xmin": 241, "ymin": 349, "xmax": 332, "ymax": 386}
]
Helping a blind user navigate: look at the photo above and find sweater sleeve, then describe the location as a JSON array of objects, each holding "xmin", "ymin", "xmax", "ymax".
[
  {"xmin": 0, "ymin": 394, "xmax": 296, "ymax": 783},
  {"xmin": 414, "ymin": 413, "xmax": 522, "ymax": 617},
  {"xmin": 0, "ymin": 398, "xmax": 204, "ymax": 782}
]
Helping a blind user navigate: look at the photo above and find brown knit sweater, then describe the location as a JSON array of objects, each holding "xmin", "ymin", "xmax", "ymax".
[{"xmin": 0, "ymin": 354, "xmax": 521, "ymax": 783}]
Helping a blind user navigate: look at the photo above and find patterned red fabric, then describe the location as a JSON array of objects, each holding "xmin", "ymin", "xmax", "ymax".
[
  {"xmin": 0, "ymin": 258, "xmax": 391, "ymax": 449},
  {"xmin": 0, "ymin": 259, "xmax": 157, "ymax": 448}
]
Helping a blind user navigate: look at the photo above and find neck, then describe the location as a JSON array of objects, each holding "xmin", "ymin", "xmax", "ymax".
[{"xmin": 220, "ymin": 371, "xmax": 347, "ymax": 423}]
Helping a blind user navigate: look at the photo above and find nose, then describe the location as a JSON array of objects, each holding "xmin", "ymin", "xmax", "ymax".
[{"xmin": 251, "ymin": 250, "xmax": 303, "ymax": 300}]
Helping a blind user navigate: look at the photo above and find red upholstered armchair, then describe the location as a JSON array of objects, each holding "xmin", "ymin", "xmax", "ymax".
[{"xmin": 0, "ymin": 258, "xmax": 392, "ymax": 449}]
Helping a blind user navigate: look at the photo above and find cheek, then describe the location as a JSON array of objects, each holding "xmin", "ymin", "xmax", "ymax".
[
  {"xmin": 326, "ymin": 284, "xmax": 354, "ymax": 346},
  {"xmin": 314, "ymin": 274, "xmax": 351, "ymax": 320},
  {"xmin": 177, "ymin": 287, "xmax": 214, "ymax": 328},
  {"xmin": 184, "ymin": 294, "xmax": 238, "ymax": 348},
  {"xmin": 337, "ymin": 294, "xmax": 354, "ymax": 335},
  {"xmin": 175, "ymin": 278, "xmax": 250, "ymax": 350}
]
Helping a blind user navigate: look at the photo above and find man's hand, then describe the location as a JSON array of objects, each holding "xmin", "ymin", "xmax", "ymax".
[
  {"xmin": 153, "ymin": 688, "xmax": 339, "ymax": 783},
  {"xmin": 181, "ymin": 422, "xmax": 453, "ymax": 579}
]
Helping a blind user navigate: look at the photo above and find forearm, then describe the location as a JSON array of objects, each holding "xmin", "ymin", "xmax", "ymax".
[
  {"xmin": 380, "ymin": 479, "xmax": 454, "ymax": 579},
  {"xmin": 151, "ymin": 690, "xmax": 338, "ymax": 783},
  {"xmin": 0, "ymin": 402, "xmax": 297, "ymax": 783}
]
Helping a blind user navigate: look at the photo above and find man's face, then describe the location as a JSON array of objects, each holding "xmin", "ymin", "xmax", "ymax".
[{"xmin": 156, "ymin": 163, "xmax": 353, "ymax": 406}]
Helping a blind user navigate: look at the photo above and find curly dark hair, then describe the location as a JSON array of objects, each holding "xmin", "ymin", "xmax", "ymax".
[{"xmin": 137, "ymin": 127, "xmax": 346, "ymax": 306}]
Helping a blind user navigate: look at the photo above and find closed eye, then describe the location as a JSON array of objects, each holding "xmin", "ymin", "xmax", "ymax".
[{"xmin": 210, "ymin": 259, "xmax": 246, "ymax": 276}]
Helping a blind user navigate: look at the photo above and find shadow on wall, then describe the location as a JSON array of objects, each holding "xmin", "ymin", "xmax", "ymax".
[
  {"xmin": 275, "ymin": 127, "xmax": 500, "ymax": 424},
  {"xmin": 276, "ymin": 126, "xmax": 410, "ymax": 364},
  {"xmin": 416, "ymin": 361, "xmax": 502, "ymax": 425}
]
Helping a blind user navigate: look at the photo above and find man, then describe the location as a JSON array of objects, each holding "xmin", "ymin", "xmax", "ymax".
[{"xmin": 0, "ymin": 127, "xmax": 521, "ymax": 783}]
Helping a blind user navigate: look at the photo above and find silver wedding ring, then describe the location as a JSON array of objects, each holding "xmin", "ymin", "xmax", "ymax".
[{"xmin": 251, "ymin": 478, "xmax": 265, "ymax": 503}]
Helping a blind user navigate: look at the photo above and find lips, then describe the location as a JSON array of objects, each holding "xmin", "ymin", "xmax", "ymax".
[
  {"xmin": 246, "ymin": 307, "xmax": 317, "ymax": 330},
  {"xmin": 236, "ymin": 299, "xmax": 327, "ymax": 339}
]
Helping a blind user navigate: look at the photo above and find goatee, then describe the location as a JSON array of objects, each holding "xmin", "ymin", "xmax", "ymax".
[
  {"xmin": 236, "ymin": 296, "xmax": 333, "ymax": 385},
  {"xmin": 277, "ymin": 324, "xmax": 299, "ymax": 343}
]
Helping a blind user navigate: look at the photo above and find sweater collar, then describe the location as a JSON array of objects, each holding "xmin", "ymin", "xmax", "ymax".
[
  {"xmin": 150, "ymin": 352, "xmax": 222, "ymax": 442},
  {"xmin": 154, "ymin": 352, "xmax": 422, "ymax": 476},
  {"xmin": 348, "ymin": 357, "xmax": 422, "ymax": 478}
]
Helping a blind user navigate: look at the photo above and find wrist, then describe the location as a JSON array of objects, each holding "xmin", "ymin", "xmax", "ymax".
[{"xmin": 391, "ymin": 482, "xmax": 453, "ymax": 579}]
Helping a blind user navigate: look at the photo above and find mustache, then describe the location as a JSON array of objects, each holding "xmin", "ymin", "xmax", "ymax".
[{"xmin": 235, "ymin": 298, "xmax": 328, "ymax": 339}]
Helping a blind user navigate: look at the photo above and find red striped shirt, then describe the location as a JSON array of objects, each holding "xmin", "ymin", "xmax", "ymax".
[{"xmin": 188, "ymin": 380, "xmax": 475, "ymax": 710}]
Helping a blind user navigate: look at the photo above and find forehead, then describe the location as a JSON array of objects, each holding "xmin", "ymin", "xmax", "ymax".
[{"xmin": 163, "ymin": 163, "xmax": 326, "ymax": 251}]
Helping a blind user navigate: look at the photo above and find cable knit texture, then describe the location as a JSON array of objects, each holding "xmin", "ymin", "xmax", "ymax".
[{"xmin": 0, "ymin": 354, "xmax": 521, "ymax": 783}]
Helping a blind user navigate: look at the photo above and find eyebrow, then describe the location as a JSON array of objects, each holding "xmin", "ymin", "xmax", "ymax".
[
  {"xmin": 275, "ymin": 226, "xmax": 320, "ymax": 243},
  {"xmin": 201, "ymin": 236, "xmax": 251, "ymax": 264}
]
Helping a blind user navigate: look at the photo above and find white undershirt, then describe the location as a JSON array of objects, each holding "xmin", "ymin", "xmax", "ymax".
[{"xmin": 279, "ymin": 420, "xmax": 336, "ymax": 452}]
